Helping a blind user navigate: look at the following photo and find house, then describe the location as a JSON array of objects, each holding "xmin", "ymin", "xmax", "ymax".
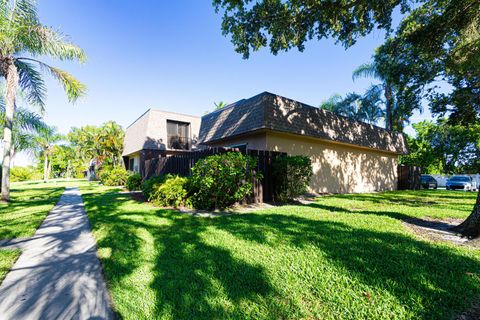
[
  {"xmin": 122, "ymin": 109, "xmax": 201, "ymax": 174},
  {"xmin": 198, "ymin": 92, "xmax": 408, "ymax": 194}
]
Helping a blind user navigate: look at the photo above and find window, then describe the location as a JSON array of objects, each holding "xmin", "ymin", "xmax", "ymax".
[
  {"xmin": 128, "ymin": 157, "xmax": 139, "ymax": 172},
  {"xmin": 128, "ymin": 158, "xmax": 134, "ymax": 171},
  {"xmin": 167, "ymin": 120, "xmax": 190, "ymax": 150}
]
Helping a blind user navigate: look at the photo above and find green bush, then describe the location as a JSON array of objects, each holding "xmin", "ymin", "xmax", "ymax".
[
  {"xmin": 98, "ymin": 166, "xmax": 130, "ymax": 186},
  {"xmin": 10, "ymin": 166, "xmax": 34, "ymax": 182},
  {"xmin": 189, "ymin": 152, "xmax": 259, "ymax": 209},
  {"xmin": 141, "ymin": 175, "xmax": 170, "ymax": 200},
  {"xmin": 272, "ymin": 155, "xmax": 313, "ymax": 202},
  {"xmin": 150, "ymin": 175, "xmax": 190, "ymax": 207},
  {"xmin": 126, "ymin": 173, "xmax": 142, "ymax": 191}
]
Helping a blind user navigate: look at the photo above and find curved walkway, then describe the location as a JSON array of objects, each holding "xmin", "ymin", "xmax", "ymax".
[{"xmin": 0, "ymin": 187, "xmax": 114, "ymax": 320}]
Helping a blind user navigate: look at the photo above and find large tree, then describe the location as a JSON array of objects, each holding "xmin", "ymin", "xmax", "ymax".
[
  {"xmin": 214, "ymin": 0, "xmax": 480, "ymax": 237},
  {"xmin": 372, "ymin": 1, "xmax": 480, "ymax": 237},
  {"xmin": 400, "ymin": 121, "xmax": 480, "ymax": 174},
  {"xmin": 0, "ymin": 0, "xmax": 86, "ymax": 200}
]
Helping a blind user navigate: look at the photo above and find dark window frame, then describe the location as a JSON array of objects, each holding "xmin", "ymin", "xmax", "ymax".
[{"xmin": 167, "ymin": 120, "xmax": 191, "ymax": 150}]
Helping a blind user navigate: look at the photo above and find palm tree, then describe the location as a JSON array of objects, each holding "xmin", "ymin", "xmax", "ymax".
[
  {"xmin": 214, "ymin": 101, "xmax": 228, "ymax": 110},
  {"xmin": 320, "ymin": 92, "xmax": 384, "ymax": 125},
  {"xmin": 352, "ymin": 62, "xmax": 395, "ymax": 130},
  {"xmin": 319, "ymin": 94, "xmax": 344, "ymax": 113},
  {"xmin": 33, "ymin": 126, "xmax": 63, "ymax": 182},
  {"xmin": 357, "ymin": 85, "xmax": 385, "ymax": 125},
  {"xmin": 0, "ymin": 85, "xmax": 48, "ymax": 159},
  {"xmin": 0, "ymin": 0, "xmax": 86, "ymax": 200}
]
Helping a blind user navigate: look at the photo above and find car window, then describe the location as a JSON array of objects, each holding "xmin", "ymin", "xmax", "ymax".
[{"xmin": 450, "ymin": 176, "xmax": 470, "ymax": 182}]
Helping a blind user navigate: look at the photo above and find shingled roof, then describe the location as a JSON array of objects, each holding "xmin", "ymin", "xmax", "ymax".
[{"xmin": 199, "ymin": 92, "xmax": 408, "ymax": 154}]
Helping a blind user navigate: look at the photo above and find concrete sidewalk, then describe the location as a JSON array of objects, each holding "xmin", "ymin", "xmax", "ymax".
[{"xmin": 0, "ymin": 187, "xmax": 114, "ymax": 320}]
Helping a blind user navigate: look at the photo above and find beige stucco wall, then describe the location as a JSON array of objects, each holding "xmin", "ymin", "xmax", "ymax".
[{"xmin": 266, "ymin": 132, "xmax": 398, "ymax": 194}]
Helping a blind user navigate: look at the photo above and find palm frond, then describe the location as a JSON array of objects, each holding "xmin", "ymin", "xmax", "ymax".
[
  {"xmin": 12, "ymin": 131, "xmax": 35, "ymax": 154},
  {"xmin": 319, "ymin": 94, "xmax": 343, "ymax": 112},
  {"xmin": 18, "ymin": 57, "xmax": 86, "ymax": 102},
  {"xmin": 16, "ymin": 25, "xmax": 87, "ymax": 62},
  {"xmin": 352, "ymin": 62, "xmax": 379, "ymax": 81},
  {"xmin": 14, "ymin": 59, "xmax": 46, "ymax": 109},
  {"xmin": 15, "ymin": 107, "xmax": 46, "ymax": 131}
]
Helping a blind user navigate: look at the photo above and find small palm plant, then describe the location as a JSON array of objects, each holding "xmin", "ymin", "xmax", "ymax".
[
  {"xmin": 33, "ymin": 126, "xmax": 63, "ymax": 182},
  {"xmin": 0, "ymin": 0, "xmax": 86, "ymax": 200}
]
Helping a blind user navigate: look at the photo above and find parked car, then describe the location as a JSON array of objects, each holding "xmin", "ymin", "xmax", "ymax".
[
  {"xmin": 421, "ymin": 175, "xmax": 438, "ymax": 189},
  {"xmin": 446, "ymin": 175, "xmax": 475, "ymax": 191}
]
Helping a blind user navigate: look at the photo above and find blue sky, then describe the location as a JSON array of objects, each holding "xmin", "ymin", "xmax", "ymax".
[{"xmin": 15, "ymin": 0, "xmax": 431, "ymax": 165}]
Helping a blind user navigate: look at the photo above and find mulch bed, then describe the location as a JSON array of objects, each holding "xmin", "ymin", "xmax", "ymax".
[{"xmin": 404, "ymin": 217, "xmax": 480, "ymax": 249}]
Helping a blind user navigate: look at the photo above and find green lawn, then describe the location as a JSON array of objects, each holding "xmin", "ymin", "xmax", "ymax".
[
  {"xmin": 0, "ymin": 179, "xmax": 87, "ymax": 285},
  {"xmin": 0, "ymin": 180, "xmax": 67, "ymax": 239},
  {"xmin": 0, "ymin": 249, "xmax": 20, "ymax": 283},
  {"xmin": 80, "ymin": 185, "xmax": 480, "ymax": 320}
]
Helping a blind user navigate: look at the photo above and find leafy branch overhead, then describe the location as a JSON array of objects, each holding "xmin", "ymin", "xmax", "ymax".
[{"xmin": 213, "ymin": 0, "xmax": 409, "ymax": 58}]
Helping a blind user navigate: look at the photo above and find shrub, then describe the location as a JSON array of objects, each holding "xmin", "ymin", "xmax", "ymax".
[
  {"xmin": 10, "ymin": 166, "xmax": 34, "ymax": 182},
  {"xmin": 150, "ymin": 175, "xmax": 190, "ymax": 208},
  {"xmin": 126, "ymin": 173, "xmax": 142, "ymax": 191},
  {"xmin": 272, "ymin": 155, "xmax": 313, "ymax": 202},
  {"xmin": 141, "ymin": 175, "xmax": 170, "ymax": 200},
  {"xmin": 98, "ymin": 166, "xmax": 130, "ymax": 186},
  {"xmin": 189, "ymin": 152, "xmax": 259, "ymax": 209}
]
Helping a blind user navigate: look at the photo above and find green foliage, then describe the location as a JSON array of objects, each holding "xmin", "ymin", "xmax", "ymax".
[
  {"xmin": 68, "ymin": 121, "xmax": 125, "ymax": 169},
  {"xmin": 399, "ymin": 120, "xmax": 480, "ymax": 174},
  {"xmin": 0, "ymin": 0, "xmax": 86, "ymax": 108},
  {"xmin": 189, "ymin": 152, "xmax": 258, "ymax": 209},
  {"xmin": 125, "ymin": 173, "xmax": 142, "ymax": 191},
  {"xmin": 321, "ymin": 89, "xmax": 385, "ymax": 126},
  {"xmin": 10, "ymin": 166, "xmax": 34, "ymax": 182},
  {"xmin": 48, "ymin": 144, "xmax": 84, "ymax": 179},
  {"xmin": 213, "ymin": 101, "xmax": 228, "ymax": 110},
  {"xmin": 150, "ymin": 176, "xmax": 190, "ymax": 208},
  {"xmin": 141, "ymin": 175, "xmax": 169, "ymax": 200},
  {"xmin": 374, "ymin": 0, "xmax": 480, "ymax": 126},
  {"xmin": 213, "ymin": 0, "xmax": 408, "ymax": 59},
  {"xmin": 98, "ymin": 166, "xmax": 129, "ymax": 186},
  {"xmin": 272, "ymin": 155, "xmax": 313, "ymax": 202}
]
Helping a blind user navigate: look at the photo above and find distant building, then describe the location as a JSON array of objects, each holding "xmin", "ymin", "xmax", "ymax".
[
  {"xmin": 123, "ymin": 92, "xmax": 408, "ymax": 194},
  {"xmin": 122, "ymin": 109, "xmax": 201, "ymax": 174}
]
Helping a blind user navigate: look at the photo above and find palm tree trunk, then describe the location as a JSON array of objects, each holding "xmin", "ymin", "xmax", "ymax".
[
  {"xmin": 1, "ymin": 60, "xmax": 19, "ymax": 201},
  {"xmin": 384, "ymin": 84, "xmax": 393, "ymax": 131},
  {"xmin": 452, "ymin": 189, "xmax": 480, "ymax": 238},
  {"xmin": 43, "ymin": 152, "xmax": 49, "ymax": 182}
]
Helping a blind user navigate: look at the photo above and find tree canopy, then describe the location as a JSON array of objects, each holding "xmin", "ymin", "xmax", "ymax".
[{"xmin": 213, "ymin": 0, "xmax": 409, "ymax": 59}]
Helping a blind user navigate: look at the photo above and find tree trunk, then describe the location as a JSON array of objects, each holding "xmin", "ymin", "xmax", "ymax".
[
  {"xmin": 452, "ymin": 189, "xmax": 480, "ymax": 238},
  {"xmin": 1, "ymin": 60, "xmax": 18, "ymax": 201},
  {"xmin": 43, "ymin": 152, "xmax": 49, "ymax": 182},
  {"xmin": 384, "ymin": 84, "xmax": 394, "ymax": 131}
]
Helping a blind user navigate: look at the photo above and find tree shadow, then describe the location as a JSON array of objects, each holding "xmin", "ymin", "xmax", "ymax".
[
  {"xmin": 82, "ymin": 190, "xmax": 287, "ymax": 319},
  {"xmin": 0, "ymin": 186, "xmax": 65, "ymax": 239},
  {"xmin": 213, "ymin": 212, "xmax": 480, "ymax": 319},
  {"xmin": 82, "ymin": 188, "xmax": 480, "ymax": 319}
]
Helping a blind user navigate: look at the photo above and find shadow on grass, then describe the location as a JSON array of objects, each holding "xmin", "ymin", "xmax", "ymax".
[
  {"xmin": 83, "ymin": 189, "xmax": 480, "ymax": 319},
  {"xmin": 0, "ymin": 186, "xmax": 65, "ymax": 239}
]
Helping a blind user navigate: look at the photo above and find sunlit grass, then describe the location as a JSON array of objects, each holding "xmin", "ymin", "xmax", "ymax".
[
  {"xmin": 81, "ymin": 185, "xmax": 480, "ymax": 320},
  {"xmin": 0, "ymin": 179, "xmax": 90, "ymax": 239},
  {"xmin": 0, "ymin": 249, "xmax": 20, "ymax": 284}
]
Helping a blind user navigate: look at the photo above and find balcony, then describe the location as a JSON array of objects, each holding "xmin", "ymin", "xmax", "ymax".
[{"xmin": 168, "ymin": 135, "xmax": 191, "ymax": 150}]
